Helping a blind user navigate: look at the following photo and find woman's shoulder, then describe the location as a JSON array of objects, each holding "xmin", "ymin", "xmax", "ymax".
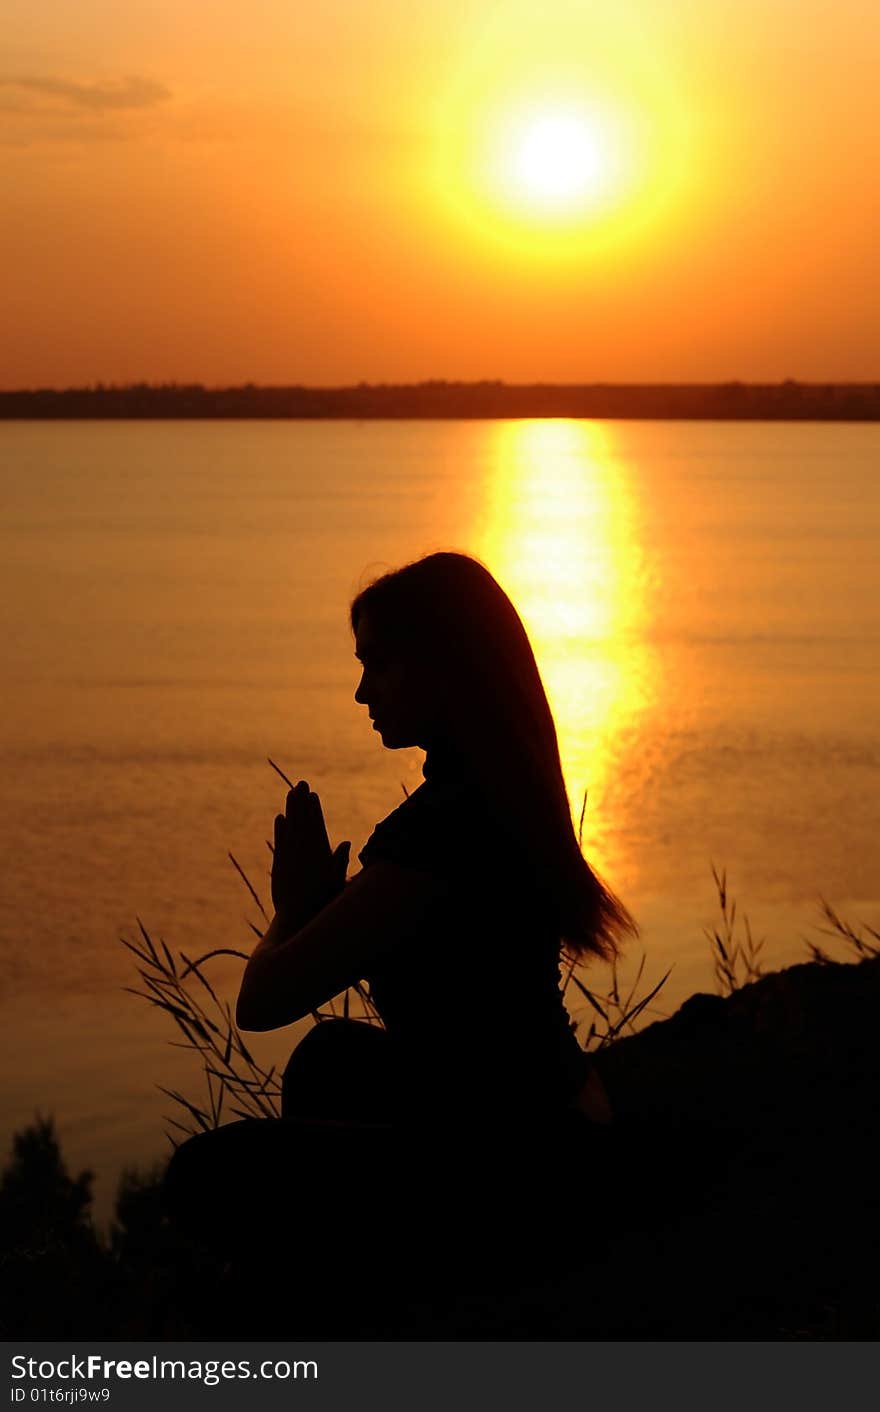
[
  {"xmin": 361, "ymin": 768, "xmax": 516, "ymax": 875},
  {"xmin": 358, "ymin": 775, "xmax": 493, "ymax": 876},
  {"xmin": 358, "ymin": 781, "xmax": 553, "ymax": 944}
]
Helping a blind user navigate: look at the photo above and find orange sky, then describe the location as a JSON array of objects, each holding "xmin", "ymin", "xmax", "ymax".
[{"xmin": 1, "ymin": 0, "xmax": 877, "ymax": 387}]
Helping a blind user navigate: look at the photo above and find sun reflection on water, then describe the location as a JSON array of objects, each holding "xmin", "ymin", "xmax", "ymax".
[{"xmin": 472, "ymin": 419, "xmax": 653, "ymax": 884}]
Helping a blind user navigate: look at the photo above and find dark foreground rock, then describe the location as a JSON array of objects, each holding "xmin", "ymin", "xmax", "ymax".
[
  {"xmin": 547, "ymin": 953, "xmax": 880, "ymax": 1337},
  {"xmin": 595, "ymin": 952, "xmax": 880, "ymax": 1135}
]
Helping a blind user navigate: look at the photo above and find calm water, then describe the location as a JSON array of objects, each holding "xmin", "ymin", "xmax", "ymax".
[{"xmin": 2, "ymin": 418, "xmax": 878, "ymax": 1216}]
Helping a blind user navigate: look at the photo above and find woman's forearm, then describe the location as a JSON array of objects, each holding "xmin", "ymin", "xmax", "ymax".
[
  {"xmin": 254, "ymin": 910, "xmax": 295, "ymax": 953},
  {"xmin": 235, "ymin": 863, "xmax": 440, "ymax": 1033},
  {"xmin": 236, "ymin": 882, "xmax": 350, "ymax": 1029},
  {"xmin": 236, "ymin": 911, "xmax": 299, "ymax": 1028}
]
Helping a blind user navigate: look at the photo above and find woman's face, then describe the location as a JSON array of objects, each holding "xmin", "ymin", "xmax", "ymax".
[{"xmin": 353, "ymin": 611, "xmax": 435, "ymax": 749}]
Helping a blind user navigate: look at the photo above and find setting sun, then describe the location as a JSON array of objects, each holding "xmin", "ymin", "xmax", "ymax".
[
  {"xmin": 478, "ymin": 95, "xmax": 632, "ymax": 230},
  {"xmin": 428, "ymin": 72, "xmax": 671, "ymax": 263},
  {"xmin": 508, "ymin": 110, "xmax": 606, "ymax": 210}
]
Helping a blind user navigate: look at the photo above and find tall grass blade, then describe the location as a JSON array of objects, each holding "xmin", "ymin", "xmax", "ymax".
[
  {"xmin": 228, "ymin": 851, "xmax": 268, "ymax": 920},
  {"xmin": 267, "ymin": 757, "xmax": 296, "ymax": 790}
]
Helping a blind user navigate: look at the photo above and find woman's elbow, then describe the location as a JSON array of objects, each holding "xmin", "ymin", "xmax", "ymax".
[
  {"xmin": 235, "ymin": 983, "xmax": 309, "ymax": 1032},
  {"xmin": 234, "ymin": 994, "xmax": 268, "ymax": 1031},
  {"xmin": 235, "ymin": 976, "xmax": 278, "ymax": 1031}
]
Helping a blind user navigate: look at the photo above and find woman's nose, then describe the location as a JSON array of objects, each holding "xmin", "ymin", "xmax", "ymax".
[{"xmin": 354, "ymin": 670, "xmax": 367, "ymax": 704}]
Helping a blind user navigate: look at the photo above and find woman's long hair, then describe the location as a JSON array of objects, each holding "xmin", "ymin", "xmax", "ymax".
[{"xmin": 350, "ymin": 551, "xmax": 636, "ymax": 962}]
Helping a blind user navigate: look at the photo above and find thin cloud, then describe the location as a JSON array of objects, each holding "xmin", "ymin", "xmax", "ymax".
[{"xmin": 0, "ymin": 75, "xmax": 171, "ymax": 113}]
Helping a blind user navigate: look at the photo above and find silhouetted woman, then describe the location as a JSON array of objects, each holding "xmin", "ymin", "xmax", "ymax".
[{"xmin": 165, "ymin": 552, "xmax": 636, "ymax": 1324}]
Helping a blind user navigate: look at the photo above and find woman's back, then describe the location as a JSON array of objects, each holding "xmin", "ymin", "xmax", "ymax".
[{"xmin": 358, "ymin": 743, "xmax": 590, "ymax": 1125}]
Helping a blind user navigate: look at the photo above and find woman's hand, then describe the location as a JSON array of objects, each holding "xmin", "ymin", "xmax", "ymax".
[{"xmin": 271, "ymin": 781, "xmax": 351, "ymax": 934}]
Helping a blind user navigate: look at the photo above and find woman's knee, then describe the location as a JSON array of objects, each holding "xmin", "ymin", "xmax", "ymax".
[
  {"xmin": 281, "ymin": 1019, "xmax": 392, "ymax": 1121},
  {"xmin": 163, "ymin": 1121, "xmax": 272, "ymax": 1222},
  {"xmin": 163, "ymin": 1129, "xmax": 215, "ymax": 1228},
  {"xmin": 285, "ymin": 1017, "xmax": 386, "ymax": 1063}
]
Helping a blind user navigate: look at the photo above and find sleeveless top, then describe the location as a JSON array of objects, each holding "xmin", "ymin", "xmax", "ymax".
[{"xmin": 357, "ymin": 744, "xmax": 590, "ymax": 1127}]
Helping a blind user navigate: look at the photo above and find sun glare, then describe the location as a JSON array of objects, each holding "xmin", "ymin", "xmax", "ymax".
[
  {"xmin": 471, "ymin": 97, "xmax": 632, "ymax": 237},
  {"xmin": 511, "ymin": 112, "xmax": 605, "ymax": 209},
  {"xmin": 428, "ymin": 13, "xmax": 695, "ymax": 261}
]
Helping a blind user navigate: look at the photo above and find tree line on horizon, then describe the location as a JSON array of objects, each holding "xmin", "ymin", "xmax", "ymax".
[{"xmin": 1, "ymin": 379, "xmax": 878, "ymax": 420}]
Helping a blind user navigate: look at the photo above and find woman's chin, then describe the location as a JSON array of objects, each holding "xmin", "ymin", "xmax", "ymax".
[{"xmin": 374, "ymin": 724, "xmax": 408, "ymax": 750}]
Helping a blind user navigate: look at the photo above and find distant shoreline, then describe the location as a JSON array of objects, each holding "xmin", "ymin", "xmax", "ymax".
[{"xmin": 1, "ymin": 381, "xmax": 879, "ymax": 421}]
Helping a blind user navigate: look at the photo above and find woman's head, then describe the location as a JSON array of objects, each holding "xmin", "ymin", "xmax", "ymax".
[
  {"xmin": 351, "ymin": 552, "xmax": 554, "ymax": 755},
  {"xmin": 351, "ymin": 552, "xmax": 636, "ymax": 962},
  {"xmin": 352, "ymin": 600, "xmax": 439, "ymax": 750}
]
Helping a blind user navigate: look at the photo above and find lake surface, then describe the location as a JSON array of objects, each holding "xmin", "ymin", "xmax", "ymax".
[{"xmin": 2, "ymin": 417, "xmax": 878, "ymax": 1218}]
